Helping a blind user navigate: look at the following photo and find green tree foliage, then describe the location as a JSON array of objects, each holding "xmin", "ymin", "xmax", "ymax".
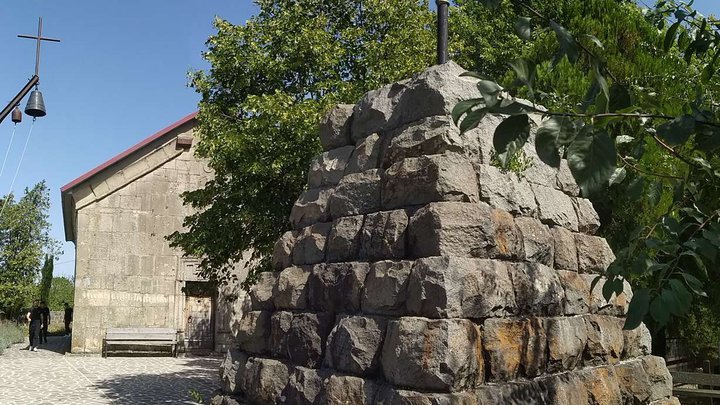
[
  {"xmin": 0, "ymin": 182, "xmax": 58, "ymax": 319},
  {"xmin": 38, "ymin": 255, "xmax": 53, "ymax": 304},
  {"xmin": 168, "ymin": 0, "xmax": 436, "ymax": 286},
  {"xmin": 47, "ymin": 276, "xmax": 74, "ymax": 312}
]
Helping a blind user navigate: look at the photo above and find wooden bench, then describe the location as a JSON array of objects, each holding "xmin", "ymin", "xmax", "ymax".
[
  {"xmin": 671, "ymin": 370, "xmax": 720, "ymax": 399},
  {"xmin": 103, "ymin": 327, "xmax": 177, "ymax": 357}
]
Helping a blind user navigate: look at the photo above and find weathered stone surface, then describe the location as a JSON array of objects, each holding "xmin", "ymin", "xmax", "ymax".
[
  {"xmin": 577, "ymin": 365, "xmax": 623, "ymax": 405},
  {"xmin": 273, "ymin": 230, "xmax": 299, "ymax": 271},
  {"xmin": 615, "ymin": 359, "xmax": 653, "ymax": 404},
  {"xmin": 476, "ymin": 164, "xmax": 537, "ymax": 216},
  {"xmin": 515, "ymin": 217, "xmax": 554, "ymax": 266},
  {"xmin": 307, "ymin": 262, "xmax": 369, "ymax": 314},
  {"xmin": 290, "ymin": 187, "xmax": 333, "ymax": 229},
  {"xmin": 576, "ymin": 234, "xmax": 616, "ymax": 274},
  {"xmin": 346, "ymin": 133, "xmax": 381, "ymax": 174},
  {"xmin": 557, "ymin": 270, "xmax": 591, "ymax": 315},
  {"xmin": 507, "ymin": 262, "xmax": 564, "ymax": 316},
  {"xmin": 361, "ymin": 260, "xmax": 412, "ymax": 316},
  {"xmin": 546, "ymin": 316, "xmax": 587, "ymax": 373},
  {"xmin": 584, "ymin": 315, "xmax": 624, "ymax": 365},
  {"xmin": 551, "ymin": 227, "xmax": 578, "ymax": 271},
  {"xmin": 483, "ymin": 318, "xmax": 547, "ymax": 381},
  {"xmin": 324, "ymin": 375, "xmax": 379, "ymax": 405},
  {"xmin": 308, "ymin": 145, "xmax": 355, "ymax": 188},
  {"xmin": 557, "ymin": 160, "xmax": 580, "ymax": 196},
  {"xmin": 319, "ymin": 104, "xmax": 354, "ymax": 150},
  {"xmin": 269, "ymin": 311, "xmax": 293, "ymax": 359},
  {"xmin": 292, "ymin": 222, "xmax": 331, "ymax": 266},
  {"xmin": 326, "ymin": 215, "xmax": 364, "ymax": 263},
  {"xmin": 407, "ymin": 257, "xmax": 516, "ymax": 319},
  {"xmin": 622, "ymin": 322, "xmax": 652, "ymax": 359},
  {"xmin": 359, "ymin": 209, "xmax": 408, "ymax": 261},
  {"xmin": 408, "ymin": 202, "xmax": 523, "ymax": 260},
  {"xmin": 651, "ymin": 397, "xmax": 682, "ymax": 405},
  {"xmin": 583, "ymin": 274, "xmax": 632, "ymax": 316},
  {"xmin": 642, "ymin": 356, "xmax": 673, "ymax": 401},
  {"xmin": 328, "ymin": 169, "xmax": 381, "ymax": 218},
  {"xmin": 219, "ymin": 349, "xmax": 248, "ymax": 394},
  {"xmin": 476, "ymin": 381, "xmax": 546, "ymax": 405},
  {"xmin": 536, "ymin": 372, "xmax": 590, "ymax": 405},
  {"xmin": 382, "ymin": 115, "xmax": 465, "ymax": 169},
  {"xmin": 352, "ymin": 80, "xmax": 409, "ymax": 141},
  {"xmin": 242, "ymin": 357, "xmax": 290, "ymax": 405},
  {"xmin": 573, "ymin": 197, "xmax": 601, "ymax": 234},
  {"xmin": 273, "ymin": 266, "xmax": 310, "ymax": 310},
  {"xmin": 531, "ymin": 184, "xmax": 579, "ymax": 231},
  {"xmin": 237, "ymin": 311, "xmax": 271, "ymax": 355},
  {"xmin": 324, "ymin": 315, "xmax": 387, "ymax": 376},
  {"xmin": 250, "ymin": 272, "xmax": 276, "ymax": 311},
  {"xmin": 375, "ymin": 387, "xmax": 479, "ymax": 405},
  {"xmin": 382, "ymin": 317, "xmax": 483, "ymax": 391},
  {"xmin": 287, "ymin": 312, "xmax": 334, "ymax": 368},
  {"xmin": 282, "ymin": 367, "xmax": 326, "ymax": 405},
  {"xmin": 381, "ymin": 152, "xmax": 479, "ymax": 210}
]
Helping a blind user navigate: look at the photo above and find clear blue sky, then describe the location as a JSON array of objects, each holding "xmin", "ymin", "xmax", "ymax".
[{"xmin": 0, "ymin": 1, "xmax": 717, "ymax": 280}]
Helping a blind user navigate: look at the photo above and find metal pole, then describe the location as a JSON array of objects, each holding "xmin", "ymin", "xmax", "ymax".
[
  {"xmin": 436, "ymin": 0, "xmax": 449, "ymax": 64},
  {"xmin": 35, "ymin": 17, "xmax": 42, "ymax": 77},
  {"xmin": 0, "ymin": 76, "xmax": 39, "ymax": 124}
]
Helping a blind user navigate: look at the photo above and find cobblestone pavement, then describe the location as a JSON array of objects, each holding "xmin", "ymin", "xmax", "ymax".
[{"xmin": 0, "ymin": 335, "xmax": 221, "ymax": 405}]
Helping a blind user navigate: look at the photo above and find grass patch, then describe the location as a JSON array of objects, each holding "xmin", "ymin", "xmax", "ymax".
[{"xmin": 0, "ymin": 322, "xmax": 25, "ymax": 354}]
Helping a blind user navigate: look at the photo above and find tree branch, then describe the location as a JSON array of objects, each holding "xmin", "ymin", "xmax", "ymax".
[{"xmin": 619, "ymin": 154, "xmax": 684, "ymax": 180}]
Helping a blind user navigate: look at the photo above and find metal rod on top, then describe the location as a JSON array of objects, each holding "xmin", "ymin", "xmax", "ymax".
[{"xmin": 436, "ymin": 0, "xmax": 449, "ymax": 64}]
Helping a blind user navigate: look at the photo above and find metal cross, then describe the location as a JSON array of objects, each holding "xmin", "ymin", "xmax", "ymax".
[{"xmin": 18, "ymin": 17, "xmax": 61, "ymax": 78}]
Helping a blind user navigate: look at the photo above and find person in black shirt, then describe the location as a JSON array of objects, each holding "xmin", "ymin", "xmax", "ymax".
[
  {"xmin": 63, "ymin": 302, "xmax": 73, "ymax": 335},
  {"xmin": 39, "ymin": 301, "xmax": 50, "ymax": 344},
  {"xmin": 26, "ymin": 300, "xmax": 42, "ymax": 351}
]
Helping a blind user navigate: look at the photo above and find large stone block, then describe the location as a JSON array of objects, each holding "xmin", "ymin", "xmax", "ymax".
[
  {"xmin": 515, "ymin": 217, "xmax": 554, "ymax": 266},
  {"xmin": 531, "ymin": 184, "xmax": 579, "ymax": 231},
  {"xmin": 408, "ymin": 202, "xmax": 523, "ymax": 260},
  {"xmin": 324, "ymin": 315, "xmax": 387, "ymax": 376},
  {"xmin": 319, "ymin": 104, "xmax": 354, "ymax": 150},
  {"xmin": 237, "ymin": 311, "xmax": 271, "ymax": 355},
  {"xmin": 476, "ymin": 381, "xmax": 546, "ymax": 405},
  {"xmin": 307, "ymin": 262, "xmax": 369, "ymax": 314},
  {"xmin": 382, "ymin": 115, "xmax": 465, "ymax": 169},
  {"xmin": 219, "ymin": 349, "xmax": 248, "ymax": 394},
  {"xmin": 556, "ymin": 160, "xmax": 580, "ymax": 196},
  {"xmin": 250, "ymin": 272, "xmax": 276, "ymax": 310},
  {"xmin": 476, "ymin": 164, "xmax": 538, "ymax": 216},
  {"xmin": 324, "ymin": 375, "xmax": 379, "ymax": 405},
  {"xmin": 583, "ymin": 274, "xmax": 632, "ymax": 316},
  {"xmin": 242, "ymin": 357, "xmax": 290, "ymax": 405},
  {"xmin": 352, "ymin": 80, "xmax": 409, "ymax": 141},
  {"xmin": 307, "ymin": 145, "xmax": 355, "ymax": 188},
  {"xmin": 292, "ymin": 223, "xmax": 332, "ymax": 266},
  {"xmin": 535, "ymin": 372, "xmax": 590, "ymax": 405},
  {"xmin": 483, "ymin": 317, "xmax": 547, "ymax": 381},
  {"xmin": 551, "ymin": 227, "xmax": 578, "ymax": 271},
  {"xmin": 273, "ymin": 230, "xmax": 299, "ymax": 271},
  {"xmin": 573, "ymin": 197, "xmax": 601, "ymax": 234},
  {"xmin": 584, "ymin": 315, "xmax": 624, "ymax": 365},
  {"xmin": 381, "ymin": 153, "xmax": 479, "ymax": 210},
  {"xmin": 642, "ymin": 356, "xmax": 673, "ymax": 401},
  {"xmin": 382, "ymin": 317, "xmax": 483, "ymax": 391},
  {"xmin": 575, "ymin": 234, "xmax": 616, "ymax": 274},
  {"xmin": 557, "ymin": 270, "xmax": 591, "ymax": 315},
  {"xmin": 346, "ymin": 133, "xmax": 381, "ymax": 174},
  {"xmin": 361, "ymin": 260, "xmax": 413, "ymax": 316},
  {"xmin": 375, "ymin": 387, "xmax": 479, "ymax": 405},
  {"xmin": 273, "ymin": 266, "xmax": 310, "ymax": 310},
  {"xmin": 328, "ymin": 170, "xmax": 381, "ymax": 218},
  {"xmin": 282, "ymin": 367, "xmax": 326, "ymax": 405},
  {"xmin": 269, "ymin": 311, "xmax": 293, "ymax": 359},
  {"xmin": 287, "ymin": 312, "xmax": 334, "ymax": 368},
  {"xmin": 615, "ymin": 359, "xmax": 653, "ymax": 404},
  {"xmin": 577, "ymin": 365, "xmax": 623, "ymax": 405},
  {"xmin": 546, "ymin": 316, "xmax": 587, "ymax": 373},
  {"xmin": 407, "ymin": 257, "xmax": 516, "ymax": 319},
  {"xmin": 507, "ymin": 262, "xmax": 564, "ymax": 316},
  {"xmin": 325, "ymin": 215, "xmax": 364, "ymax": 263},
  {"xmin": 290, "ymin": 187, "xmax": 333, "ymax": 229},
  {"xmin": 358, "ymin": 210, "xmax": 408, "ymax": 261},
  {"xmin": 622, "ymin": 322, "xmax": 652, "ymax": 359}
]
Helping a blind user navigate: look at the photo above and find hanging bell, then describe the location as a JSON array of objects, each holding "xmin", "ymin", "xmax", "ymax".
[
  {"xmin": 25, "ymin": 89, "xmax": 46, "ymax": 118},
  {"xmin": 11, "ymin": 107, "xmax": 22, "ymax": 124}
]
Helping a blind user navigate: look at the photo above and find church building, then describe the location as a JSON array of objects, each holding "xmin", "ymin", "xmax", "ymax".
[{"xmin": 61, "ymin": 113, "xmax": 246, "ymax": 354}]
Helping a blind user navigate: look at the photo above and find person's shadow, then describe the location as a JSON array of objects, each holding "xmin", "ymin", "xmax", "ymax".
[{"xmin": 40, "ymin": 334, "xmax": 71, "ymax": 354}]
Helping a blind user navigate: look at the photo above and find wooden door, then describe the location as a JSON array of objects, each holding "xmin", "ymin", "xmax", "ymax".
[{"xmin": 184, "ymin": 295, "xmax": 213, "ymax": 350}]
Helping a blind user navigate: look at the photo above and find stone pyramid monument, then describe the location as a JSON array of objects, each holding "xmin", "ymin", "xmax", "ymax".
[{"xmin": 217, "ymin": 62, "xmax": 677, "ymax": 405}]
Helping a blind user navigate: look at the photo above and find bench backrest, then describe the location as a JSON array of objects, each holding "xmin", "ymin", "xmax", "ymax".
[
  {"xmin": 106, "ymin": 328, "xmax": 177, "ymax": 342},
  {"xmin": 671, "ymin": 371, "xmax": 720, "ymax": 387}
]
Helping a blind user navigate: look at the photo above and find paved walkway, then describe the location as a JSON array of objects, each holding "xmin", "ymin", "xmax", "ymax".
[{"xmin": 0, "ymin": 335, "xmax": 221, "ymax": 404}]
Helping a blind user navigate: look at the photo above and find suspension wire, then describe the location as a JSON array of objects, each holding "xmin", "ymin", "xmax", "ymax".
[
  {"xmin": 0, "ymin": 119, "xmax": 36, "ymax": 219},
  {"xmin": 0, "ymin": 124, "xmax": 18, "ymax": 178}
]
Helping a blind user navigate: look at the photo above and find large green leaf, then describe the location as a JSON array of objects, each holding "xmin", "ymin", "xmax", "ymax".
[
  {"xmin": 624, "ymin": 288, "xmax": 650, "ymax": 330},
  {"xmin": 493, "ymin": 114, "xmax": 531, "ymax": 168},
  {"xmin": 656, "ymin": 115, "xmax": 695, "ymax": 145},
  {"xmin": 452, "ymin": 98, "xmax": 484, "ymax": 125},
  {"xmin": 567, "ymin": 128, "xmax": 617, "ymax": 196},
  {"xmin": 535, "ymin": 116, "xmax": 577, "ymax": 167},
  {"xmin": 477, "ymin": 80, "xmax": 503, "ymax": 108},
  {"xmin": 664, "ymin": 22, "xmax": 680, "ymax": 51},
  {"xmin": 550, "ymin": 20, "xmax": 579, "ymax": 64},
  {"xmin": 459, "ymin": 107, "xmax": 488, "ymax": 134},
  {"xmin": 649, "ymin": 292, "xmax": 671, "ymax": 326},
  {"xmin": 608, "ymin": 167, "xmax": 627, "ymax": 185},
  {"xmin": 508, "ymin": 58, "xmax": 536, "ymax": 98},
  {"xmin": 515, "ymin": 16, "xmax": 532, "ymax": 41},
  {"xmin": 694, "ymin": 123, "xmax": 720, "ymax": 153},
  {"xmin": 478, "ymin": 0, "xmax": 502, "ymax": 11}
]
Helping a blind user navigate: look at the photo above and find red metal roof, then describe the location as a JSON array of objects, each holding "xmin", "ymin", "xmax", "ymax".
[{"xmin": 61, "ymin": 111, "xmax": 197, "ymax": 192}]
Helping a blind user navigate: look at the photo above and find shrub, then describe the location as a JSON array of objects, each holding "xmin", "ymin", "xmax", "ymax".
[{"xmin": 0, "ymin": 321, "xmax": 25, "ymax": 355}]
